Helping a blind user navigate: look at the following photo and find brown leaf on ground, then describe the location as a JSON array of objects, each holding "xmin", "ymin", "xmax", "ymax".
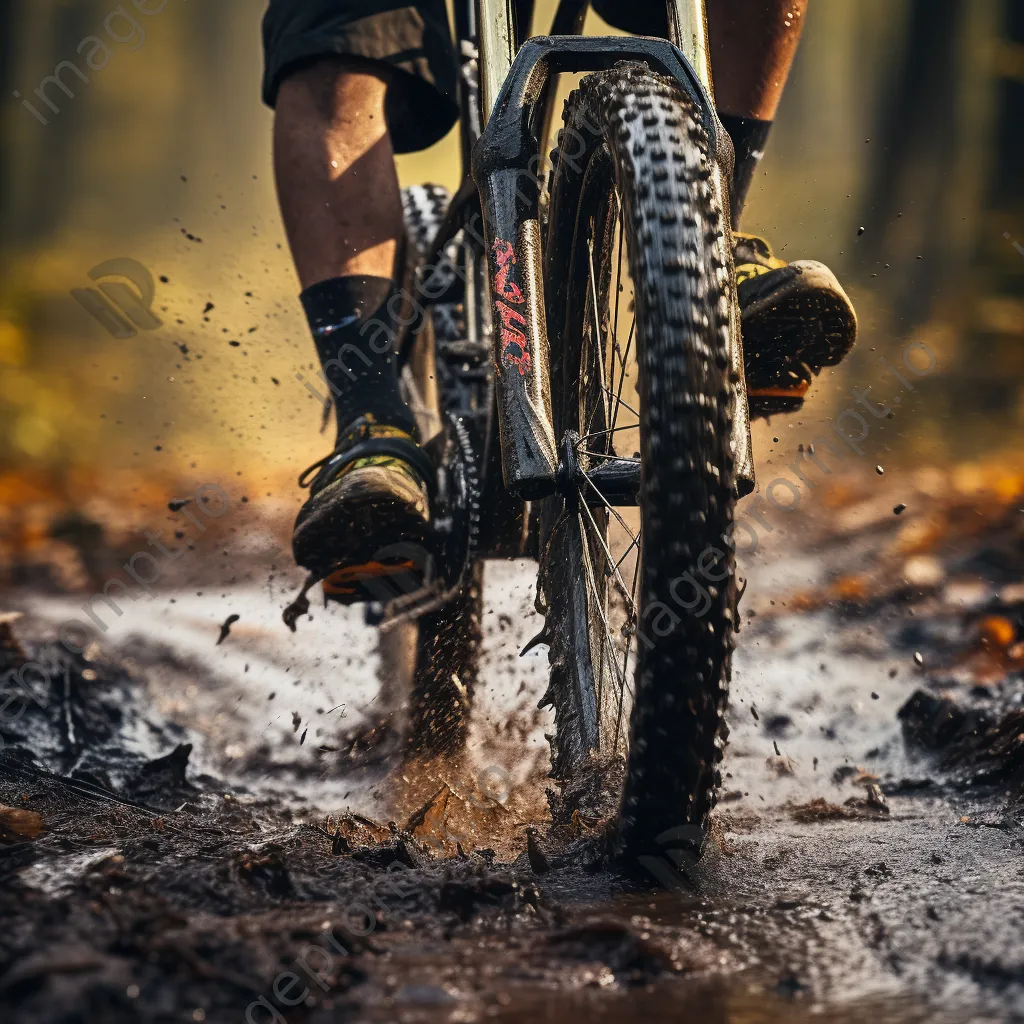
[{"xmin": 0, "ymin": 806, "xmax": 43, "ymax": 841}]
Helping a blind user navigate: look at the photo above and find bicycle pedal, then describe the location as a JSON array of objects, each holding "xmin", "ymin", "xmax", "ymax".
[
  {"xmin": 322, "ymin": 557, "xmax": 427, "ymax": 607},
  {"xmin": 747, "ymin": 382, "xmax": 809, "ymax": 420},
  {"xmin": 437, "ymin": 339, "xmax": 490, "ymax": 365}
]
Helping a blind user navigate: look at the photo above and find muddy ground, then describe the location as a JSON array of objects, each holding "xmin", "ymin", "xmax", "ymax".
[{"xmin": 1, "ymin": 468, "xmax": 1022, "ymax": 1024}]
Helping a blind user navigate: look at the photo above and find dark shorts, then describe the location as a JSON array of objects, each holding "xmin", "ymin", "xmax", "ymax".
[
  {"xmin": 262, "ymin": 0, "xmax": 666, "ymax": 154},
  {"xmin": 262, "ymin": 0, "xmax": 460, "ymax": 153}
]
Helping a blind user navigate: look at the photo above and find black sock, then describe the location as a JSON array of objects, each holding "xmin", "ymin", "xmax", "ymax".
[
  {"xmin": 301, "ymin": 275, "xmax": 416, "ymax": 445},
  {"xmin": 719, "ymin": 113, "xmax": 773, "ymax": 228}
]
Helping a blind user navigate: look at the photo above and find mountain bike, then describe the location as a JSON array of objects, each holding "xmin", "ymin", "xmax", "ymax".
[{"xmin": 370, "ymin": 0, "xmax": 755, "ymax": 867}]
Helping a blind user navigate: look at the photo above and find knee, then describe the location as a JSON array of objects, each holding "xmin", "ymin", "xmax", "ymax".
[{"xmin": 278, "ymin": 56, "xmax": 392, "ymax": 119}]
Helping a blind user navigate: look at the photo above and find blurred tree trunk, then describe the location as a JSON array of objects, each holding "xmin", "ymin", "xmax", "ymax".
[
  {"xmin": 859, "ymin": 0, "xmax": 964, "ymax": 327},
  {"xmin": 990, "ymin": 1, "xmax": 1024, "ymax": 209},
  {"xmin": 0, "ymin": 0, "xmax": 16, "ymax": 245},
  {"xmin": 4, "ymin": 0, "xmax": 97, "ymax": 252}
]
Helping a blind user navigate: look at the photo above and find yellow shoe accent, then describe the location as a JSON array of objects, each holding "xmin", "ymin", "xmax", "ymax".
[
  {"xmin": 735, "ymin": 262, "xmax": 775, "ymax": 288},
  {"xmin": 333, "ymin": 424, "xmax": 424, "ymax": 488},
  {"xmin": 734, "ymin": 231, "xmax": 788, "ymax": 287}
]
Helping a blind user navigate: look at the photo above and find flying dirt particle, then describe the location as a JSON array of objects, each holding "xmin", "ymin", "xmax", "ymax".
[
  {"xmin": 216, "ymin": 614, "xmax": 240, "ymax": 645},
  {"xmin": 203, "ymin": 302, "xmax": 214, "ymax": 314},
  {"xmin": 229, "ymin": 341, "xmax": 240, "ymax": 347},
  {"xmin": 813, "ymin": 757, "xmax": 819, "ymax": 770},
  {"xmin": 300, "ymin": 729, "xmax": 307, "ymax": 746},
  {"xmin": 271, "ymin": 377, "xmax": 280, "ymax": 385},
  {"xmin": 857, "ymin": 226, "xmax": 865, "ymax": 236},
  {"xmin": 750, "ymin": 704, "xmax": 759, "ymax": 721},
  {"xmin": 526, "ymin": 826, "xmax": 551, "ymax": 874},
  {"xmin": 773, "ymin": 740, "xmax": 781, "ymax": 756},
  {"xmin": 913, "ymin": 651, "xmax": 924, "ymax": 666},
  {"xmin": 865, "ymin": 783, "xmax": 889, "ymax": 813},
  {"xmin": 876, "ymin": 465, "xmax": 884, "ymax": 475},
  {"xmin": 160, "ymin": 275, "xmax": 169, "ymax": 284},
  {"xmin": 889, "ymin": 668, "xmax": 898, "ymax": 678},
  {"xmin": 767, "ymin": 754, "xmax": 798, "ymax": 776},
  {"xmin": 168, "ymin": 498, "xmax": 191, "ymax": 511},
  {"xmin": 404, "ymin": 785, "xmax": 450, "ymax": 834},
  {"xmin": 764, "ymin": 714, "xmax": 793, "ymax": 737},
  {"xmin": 773, "ymin": 436, "xmax": 779, "ymax": 443},
  {"xmin": 291, "ymin": 711, "xmax": 301, "ymax": 732},
  {"xmin": 871, "ymin": 692, "xmax": 880, "ymax": 699},
  {"xmin": 893, "ymin": 503, "xmax": 907, "ymax": 515}
]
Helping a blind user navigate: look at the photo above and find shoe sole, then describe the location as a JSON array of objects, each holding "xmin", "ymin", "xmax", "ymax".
[
  {"xmin": 292, "ymin": 465, "xmax": 432, "ymax": 587},
  {"xmin": 742, "ymin": 261, "xmax": 857, "ymax": 419}
]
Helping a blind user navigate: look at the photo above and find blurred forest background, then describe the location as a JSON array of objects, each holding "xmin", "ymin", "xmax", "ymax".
[{"xmin": 0, "ymin": 0, "xmax": 1021, "ymax": 541}]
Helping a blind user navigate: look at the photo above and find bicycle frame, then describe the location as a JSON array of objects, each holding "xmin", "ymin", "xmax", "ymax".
[{"xmin": 437, "ymin": 0, "xmax": 754, "ymax": 501}]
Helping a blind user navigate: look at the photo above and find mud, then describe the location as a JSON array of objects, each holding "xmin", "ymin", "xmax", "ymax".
[{"xmin": 1, "ymin": 472, "xmax": 1022, "ymax": 1023}]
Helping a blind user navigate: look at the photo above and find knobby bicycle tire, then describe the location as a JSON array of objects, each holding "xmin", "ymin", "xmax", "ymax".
[
  {"xmin": 539, "ymin": 65, "xmax": 738, "ymax": 866},
  {"xmin": 371, "ymin": 185, "xmax": 485, "ymax": 759}
]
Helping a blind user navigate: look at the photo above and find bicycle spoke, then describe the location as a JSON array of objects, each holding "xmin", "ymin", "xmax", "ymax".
[
  {"xmin": 577, "ymin": 511, "xmax": 608, "ymax": 725},
  {"xmin": 600, "ymin": 386, "xmax": 639, "ymax": 420},
  {"xmin": 609, "ymin": 318, "xmax": 636, "ymax": 438},
  {"xmin": 585, "ymin": 238, "xmax": 610, "ymax": 437},
  {"xmin": 579, "ymin": 422, "xmax": 639, "ymax": 443},
  {"xmin": 577, "ymin": 511, "xmax": 631, "ymax": 721},
  {"xmin": 581, "ymin": 471, "xmax": 640, "ymax": 544},
  {"xmin": 609, "ymin": 193, "xmax": 625, "ymax": 386},
  {"xmin": 613, "ymin": 528, "xmax": 642, "ymax": 572},
  {"xmin": 613, "ymin": 547, "xmax": 642, "ymax": 750},
  {"xmin": 578, "ymin": 489, "xmax": 637, "ymax": 615},
  {"xmin": 579, "ymin": 449, "xmax": 641, "ymax": 465}
]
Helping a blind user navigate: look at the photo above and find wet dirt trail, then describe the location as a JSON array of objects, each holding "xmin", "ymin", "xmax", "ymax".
[{"xmin": 1, "ymin": 473, "xmax": 1022, "ymax": 1023}]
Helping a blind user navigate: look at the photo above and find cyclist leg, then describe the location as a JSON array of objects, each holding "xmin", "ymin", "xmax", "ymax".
[
  {"xmin": 591, "ymin": 0, "xmax": 856, "ymax": 414},
  {"xmin": 705, "ymin": 2, "xmax": 857, "ymax": 411},
  {"xmin": 263, "ymin": 0, "xmax": 457, "ymax": 592}
]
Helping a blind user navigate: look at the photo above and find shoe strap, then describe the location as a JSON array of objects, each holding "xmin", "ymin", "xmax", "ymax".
[{"xmin": 299, "ymin": 437, "xmax": 436, "ymax": 497}]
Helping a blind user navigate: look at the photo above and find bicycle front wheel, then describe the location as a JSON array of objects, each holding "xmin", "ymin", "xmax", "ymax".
[{"xmin": 539, "ymin": 65, "xmax": 739, "ymax": 866}]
